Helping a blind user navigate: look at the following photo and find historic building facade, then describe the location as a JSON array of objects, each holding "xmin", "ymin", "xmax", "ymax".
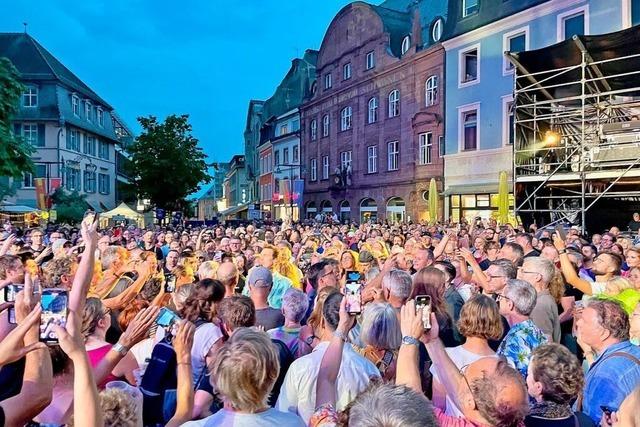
[
  {"xmin": 0, "ymin": 32, "xmax": 130, "ymax": 211},
  {"xmin": 301, "ymin": 1, "xmax": 448, "ymax": 222}
]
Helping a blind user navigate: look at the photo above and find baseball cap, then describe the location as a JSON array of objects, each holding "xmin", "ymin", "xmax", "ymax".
[
  {"xmin": 248, "ymin": 266, "xmax": 273, "ymax": 288},
  {"xmin": 359, "ymin": 250, "xmax": 375, "ymax": 263}
]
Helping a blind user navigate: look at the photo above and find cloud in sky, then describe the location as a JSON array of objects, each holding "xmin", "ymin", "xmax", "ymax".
[{"xmin": 1, "ymin": 0, "xmax": 356, "ymax": 170}]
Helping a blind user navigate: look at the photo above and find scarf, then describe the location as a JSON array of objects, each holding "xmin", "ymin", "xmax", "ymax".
[{"xmin": 528, "ymin": 401, "xmax": 573, "ymax": 419}]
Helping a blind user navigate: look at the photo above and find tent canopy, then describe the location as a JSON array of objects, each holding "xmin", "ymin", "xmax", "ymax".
[
  {"xmin": 507, "ymin": 24, "xmax": 640, "ymax": 99},
  {"xmin": 0, "ymin": 204, "xmax": 40, "ymax": 213},
  {"xmin": 100, "ymin": 202, "xmax": 144, "ymax": 226}
]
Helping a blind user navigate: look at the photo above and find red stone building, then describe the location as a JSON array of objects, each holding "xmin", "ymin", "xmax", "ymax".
[{"xmin": 301, "ymin": 2, "xmax": 445, "ymax": 223}]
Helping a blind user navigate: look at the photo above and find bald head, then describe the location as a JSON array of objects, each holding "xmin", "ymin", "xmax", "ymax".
[{"xmin": 216, "ymin": 261, "xmax": 238, "ymax": 289}]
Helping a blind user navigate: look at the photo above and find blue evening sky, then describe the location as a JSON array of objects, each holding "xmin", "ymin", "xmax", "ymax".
[{"xmin": 1, "ymin": 0, "xmax": 360, "ymax": 195}]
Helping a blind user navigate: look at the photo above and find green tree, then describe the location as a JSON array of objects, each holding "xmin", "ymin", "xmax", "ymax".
[
  {"xmin": 127, "ymin": 114, "xmax": 211, "ymax": 211},
  {"xmin": 0, "ymin": 58, "xmax": 34, "ymax": 201},
  {"xmin": 50, "ymin": 188, "xmax": 88, "ymax": 224}
]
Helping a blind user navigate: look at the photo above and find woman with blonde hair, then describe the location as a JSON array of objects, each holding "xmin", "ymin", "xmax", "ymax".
[
  {"xmin": 431, "ymin": 294, "xmax": 503, "ymax": 416},
  {"xmin": 339, "ymin": 250, "xmax": 360, "ymax": 283},
  {"xmin": 623, "ymin": 247, "xmax": 640, "ymax": 278},
  {"xmin": 273, "ymin": 246, "xmax": 304, "ymax": 290}
]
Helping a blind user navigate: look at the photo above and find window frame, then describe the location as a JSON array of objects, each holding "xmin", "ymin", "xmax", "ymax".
[
  {"xmin": 502, "ymin": 26, "xmax": 529, "ymax": 75},
  {"xmin": 367, "ymin": 145, "xmax": 377, "ymax": 173},
  {"xmin": 458, "ymin": 43, "xmax": 481, "ymax": 88},
  {"xmin": 458, "ymin": 102, "xmax": 481, "ymax": 152},
  {"xmin": 310, "ymin": 158, "xmax": 318, "ymax": 181},
  {"xmin": 72, "ymin": 95, "xmax": 80, "ymax": 117},
  {"xmin": 324, "ymin": 73, "xmax": 332, "ymax": 90},
  {"xmin": 419, "ymin": 132, "xmax": 433, "ymax": 165},
  {"xmin": 293, "ymin": 145, "xmax": 299, "ymax": 163},
  {"xmin": 401, "ymin": 36, "xmax": 411, "ymax": 55},
  {"xmin": 85, "ymin": 101, "xmax": 92, "ymax": 122},
  {"xmin": 462, "ymin": 0, "xmax": 479, "ymax": 18},
  {"xmin": 432, "ymin": 18, "xmax": 443, "ymax": 42},
  {"xmin": 387, "ymin": 141, "xmax": 399, "ymax": 171},
  {"xmin": 340, "ymin": 150, "xmax": 352, "ymax": 171},
  {"xmin": 322, "ymin": 114, "xmax": 330, "ymax": 137},
  {"xmin": 366, "ymin": 51, "xmax": 375, "ymax": 70},
  {"xmin": 438, "ymin": 135, "xmax": 445, "ymax": 157},
  {"xmin": 283, "ymin": 147, "xmax": 289, "ymax": 164},
  {"xmin": 22, "ymin": 86, "xmax": 38, "ymax": 108},
  {"xmin": 368, "ymin": 97, "xmax": 378, "ymax": 124},
  {"xmin": 343, "ymin": 63, "xmax": 352, "ymax": 80},
  {"xmin": 557, "ymin": 5, "xmax": 589, "ymax": 42},
  {"xmin": 322, "ymin": 155, "xmax": 329, "ymax": 180},
  {"xmin": 340, "ymin": 106, "xmax": 352, "ymax": 131},
  {"xmin": 310, "ymin": 119, "xmax": 318, "ymax": 140},
  {"xmin": 388, "ymin": 90, "xmax": 400, "ymax": 118},
  {"xmin": 97, "ymin": 107, "xmax": 104, "ymax": 127},
  {"xmin": 98, "ymin": 172, "xmax": 110, "ymax": 195},
  {"xmin": 425, "ymin": 75, "xmax": 438, "ymax": 106},
  {"xmin": 502, "ymin": 94, "xmax": 515, "ymax": 146},
  {"xmin": 22, "ymin": 123, "xmax": 39, "ymax": 147}
]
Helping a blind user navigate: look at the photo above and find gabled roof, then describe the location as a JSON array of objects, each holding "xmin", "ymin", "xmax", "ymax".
[{"xmin": 0, "ymin": 32, "xmax": 112, "ymax": 108}]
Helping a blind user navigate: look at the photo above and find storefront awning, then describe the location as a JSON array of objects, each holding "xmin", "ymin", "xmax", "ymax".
[
  {"xmin": 219, "ymin": 202, "xmax": 250, "ymax": 218},
  {"xmin": 443, "ymin": 182, "xmax": 508, "ymax": 196}
]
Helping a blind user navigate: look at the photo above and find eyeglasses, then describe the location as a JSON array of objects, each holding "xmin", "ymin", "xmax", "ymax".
[
  {"xmin": 487, "ymin": 274, "xmax": 506, "ymax": 280},
  {"xmin": 496, "ymin": 293, "xmax": 511, "ymax": 303}
]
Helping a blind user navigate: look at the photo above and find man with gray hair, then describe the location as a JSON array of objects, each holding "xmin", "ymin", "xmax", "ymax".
[
  {"xmin": 517, "ymin": 256, "xmax": 560, "ymax": 342},
  {"xmin": 268, "ymin": 288, "xmax": 311, "ymax": 359},
  {"xmin": 216, "ymin": 261, "xmax": 238, "ymax": 298},
  {"xmin": 381, "ymin": 269, "xmax": 412, "ymax": 312},
  {"xmin": 496, "ymin": 279, "xmax": 548, "ymax": 378}
]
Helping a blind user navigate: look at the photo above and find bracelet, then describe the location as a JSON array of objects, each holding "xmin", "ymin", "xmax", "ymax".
[
  {"xmin": 559, "ymin": 249, "xmax": 567, "ymax": 254},
  {"xmin": 177, "ymin": 361, "xmax": 191, "ymax": 366},
  {"xmin": 332, "ymin": 330, "xmax": 349, "ymax": 343}
]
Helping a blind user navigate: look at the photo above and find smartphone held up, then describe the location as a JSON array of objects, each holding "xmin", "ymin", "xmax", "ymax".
[
  {"xmin": 415, "ymin": 295, "xmax": 432, "ymax": 330},
  {"xmin": 40, "ymin": 289, "xmax": 68, "ymax": 344},
  {"xmin": 345, "ymin": 271, "xmax": 363, "ymax": 315}
]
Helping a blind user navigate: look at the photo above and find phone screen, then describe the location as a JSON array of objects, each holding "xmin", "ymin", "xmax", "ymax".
[
  {"xmin": 345, "ymin": 271, "xmax": 362, "ymax": 284},
  {"xmin": 345, "ymin": 282, "xmax": 362, "ymax": 315},
  {"xmin": 555, "ymin": 224, "xmax": 567, "ymax": 241},
  {"xmin": 415, "ymin": 295, "xmax": 432, "ymax": 330},
  {"xmin": 5, "ymin": 284, "xmax": 23, "ymax": 303},
  {"xmin": 156, "ymin": 307, "xmax": 180, "ymax": 327},
  {"xmin": 164, "ymin": 274, "xmax": 177, "ymax": 293},
  {"xmin": 40, "ymin": 289, "xmax": 68, "ymax": 343}
]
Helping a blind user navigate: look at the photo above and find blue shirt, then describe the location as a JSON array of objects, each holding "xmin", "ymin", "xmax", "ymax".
[
  {"xmin": 497, "ymin": 319, "xmax": 548, "ymax": 378},
  {"xmin": 580, "ymin": 341, "xmax": 640, "ymax": 424},
  {"xmin": 242, "ymin": 269, "xmax": 292, "ymax": 309}
]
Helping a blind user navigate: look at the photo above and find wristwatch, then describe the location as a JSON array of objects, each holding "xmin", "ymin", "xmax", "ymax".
[
  {"xmin": 113, "ymin": 342, "xmax": 129, "ymax": 356},
  {"xmin": 401, "ymin": 336, "xmax": 420, "ymax": 346},
  {"xmin": 558, "ymin": 249, "xmax": 567, "ymax": 254}
]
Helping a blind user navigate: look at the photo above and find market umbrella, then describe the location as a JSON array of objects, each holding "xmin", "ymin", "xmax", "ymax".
[
  {"xmin": 428, "ymin": 178, "xmax": 438, "ymax": 224},
  {"xmin": 498, "ymin": 170, "xmax": 509, "ymax": 224}
]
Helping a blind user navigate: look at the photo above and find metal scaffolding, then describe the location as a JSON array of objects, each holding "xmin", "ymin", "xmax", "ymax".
[{"xmin": 507, "ymin": 28, "xmax": 640, "ymax": 232}]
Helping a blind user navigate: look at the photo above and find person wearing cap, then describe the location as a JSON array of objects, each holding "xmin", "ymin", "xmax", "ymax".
[
  {"xmin": 243, "ymin": 244, "xmax": 292, "ymax": 309},
  {"xmin": 248, "ymin": 266, "xmax": 285, "ymax": 331},
  {"xmin": 358, "ymin": 250, "xmax": 377, "ymax": 275}
]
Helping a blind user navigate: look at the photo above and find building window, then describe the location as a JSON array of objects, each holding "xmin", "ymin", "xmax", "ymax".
[
  {"xmin": 419, "ymin": 133, "xmax": 433, "ymax": 165},
  {"xmin": 503, "ymin": 28, "xmax": 528, "ymax": 73},
  {"xmin": 84, "ymin": 135, "xmax": 97, "ymax": 156},
  {"xmin": 310, "ymin": 119, "xmax": 317, "ymax": 140},
  {"xmin": 322, "ymin": 114, "xmax": 330, "ymax": 137},
  {"xmin": 633, "ymin": 0, "xmax": 640, "ymax": 26},
  {"xmin": 425, "ymin": 76, "xmax": 438, "ymax": 106},
  {"xmin": 401, "ymin": 36, "xmax": 411, "ymax": 55},
  {"xmin": 283, "ymin": 148, "xmax": 290, "ymax": 164},
  {"xmin": 274, "ymin": 150, "xmax": 280, "ymax": 167},
  {"xmin": 388, "ymin": 90, "xmax": 400, "ymax": 118},
  {"xmin": 98, "ymin": 173, "xmax": 110, "ymax": 194},
  {"xmin": 68, "ymin": 129, "xmax": 81, "ymax": 152},
  {"xmin": 432, "ymin": 18, "xmax": 443, "ymax": 42},
  {"xmin": 293, "ymin": 145, "xmax": 299, "ymax": 162},
  {"xmin": 367, "ymin": 146, "xmax": 377, "ymax": 173},
  {"xmin": 98, "ymin": 139, "xmax": 109, "ymax": 159},
  {"xmin": 97, "ymin": 108, "xmax": 104, "ymax": 127},
  {"xmin": 322, "ymin": 155, "xmax": 329, "ymax": 180},
  {"xmin": 310, "ymin": 158, "xmax": 317, "ymax": 181},
  {"xmin": 341, "ymin": 106, "xmax": 352, "ymax": 131},
  {"xmin": 343, "ymin": 63, "xmax": 352, "ymax": 80},
  {"xmin": 463, "ymin": 0, "xmax": 479, "ymax": 17},
  {"xmin": 459, "ymin": 45, "xmax": 479, "ymax": 86},
  {"xmin": 366, "ymin": 51, "xmax": 375, "ymax": 69},
  {"xmin": 66, "ymin": 167, "xmax": 81, "ymax": 191},
  {"xmin": 559, "ymin": 8, "xmax": 586, "ymax": 41},
  {"xmin": 85, "ymin": 101, "xmax": 92, "ymax": 122},
  {"xmin": 84, "ymin": 170, "xmax": 96, "ymax": 193},
  {"xmin": 324, "ymin": 73, "xmax": 332, "ymax": 89},
  {"xmin": 461, "ymin": 109, "xmax": 478, "ymax": 151},
  {"xmin": 439, "ymin": 135, "xmax": 445, "ymax": 157},
  {"xmin": 22, "ymin": 86, "xmax": 38, "ymax": 107},
  {"xmin": 279, "ymin": 123, "xmax": 288, "ymax": 136},
  {"xmin": 72, "ymin": 95, "xmax": 80, "ymax": 116},
  {"xmin": 23, "ymin": 165, "xmax": 46, "ymax": 188},
  {"xmin": 502, "ymin": 96, "xmax": 515, "ymax": 146},
  {"xmin": 22, "ymin": 124, "xmax": 39, "ymax": 146},
  {"xmin": 368, "ymin": 97, "xmax": 378, "ymax": 124},
  {"xmin": 340, "ymin": 151, "xmax": 352, "ymax": 170},
  {"xmin": 387, "ymin": 141, "xmax": 399, "ymax": 171}
]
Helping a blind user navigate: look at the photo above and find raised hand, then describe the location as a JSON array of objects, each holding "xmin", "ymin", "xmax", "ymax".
[
  {"xmin": 173, "ymin": 321, "xmax": 195, "ymax": 364},
  {"xmin": 0, "ymin": 305, "xmax": 46, "ymax": 366},
  {"xmin": 118, "ymin": 306, "xmax": 160, "ymax": 348}
]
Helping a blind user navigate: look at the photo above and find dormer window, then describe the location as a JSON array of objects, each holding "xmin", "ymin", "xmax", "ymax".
[
  {"xmin": 401, "ymin": 36, "xmax": 411, "ymax": 55},
  {"xmin": 432, "ymin": 18, "xmax": 443, "ymax": 42},
  {"xmin": 85, "ymin": 101, "xmax": 92, "ymax": 122},
  {"xmin": 72, "ymin": 95, "xmax": 80, "ymax": 116},
  {"xmin": 22, "ymin": 86, "xmax": 38, "ymax": 107}
]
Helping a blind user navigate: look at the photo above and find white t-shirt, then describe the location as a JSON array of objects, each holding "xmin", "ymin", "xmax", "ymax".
[
  {"xmin": 191, "ymin": 323, "xmax": 224, "ymax": 383},
  {"xmin": 182, "ymin": 408, "xmax": 305, "ymax": 427},
  {"xmin": 430, "ymin": 345, "xmax": 498, "ymax": 417}
]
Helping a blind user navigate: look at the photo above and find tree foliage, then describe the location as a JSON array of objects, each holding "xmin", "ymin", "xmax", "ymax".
[
  {"xmin": 127, "ymin": 114, "xmax": 211, "ymax": 211},
  {"xmin": 0, "ymin": 58, "xmax": 34, "ymax": 197},
  {"xmin": 50, "ymin": 188, "xmax": 88, "ymax": 224}
]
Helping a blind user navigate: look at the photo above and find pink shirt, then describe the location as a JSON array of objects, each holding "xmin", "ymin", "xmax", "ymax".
[{"xmin": 87, "ymin": 344, "xmax": 119, "ymax": 388}]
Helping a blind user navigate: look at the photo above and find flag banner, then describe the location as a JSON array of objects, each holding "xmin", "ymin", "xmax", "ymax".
[
  {"xmin": 34, "ymin": 178, "xmax": 47, "ymax": 210},
  {"xmin": 292, "ymin": 179, "xmax": 304, "ymax": 203}
]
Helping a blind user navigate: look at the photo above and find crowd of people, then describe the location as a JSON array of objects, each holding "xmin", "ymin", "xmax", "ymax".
[{"xmin": 0, "ymin": 213, "xmax": 640, "ymax": 426}]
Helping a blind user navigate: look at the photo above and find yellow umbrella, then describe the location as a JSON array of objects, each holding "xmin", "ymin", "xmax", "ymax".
[
  {"xmin": 428, "ymin": 178, "xmax": 438, "ymax": 224},
  {"xmin": 498, "ymin": 171, "xmax": 509, "ymax": 225}
]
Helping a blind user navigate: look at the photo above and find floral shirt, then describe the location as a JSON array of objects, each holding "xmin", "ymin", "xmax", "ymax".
[{"xmin": 497, "ymin": 319, "xmax": 547, "ymax": 378}]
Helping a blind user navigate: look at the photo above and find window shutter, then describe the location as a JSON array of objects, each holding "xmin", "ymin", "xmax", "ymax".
[
  {"xmin": 66, "ymin": 128, "xmax": 71, "ymax": 149},
  {"xmin": 13, "ymin": 123, "xmax": 21, "ymax": 137},
  {"xmin": 37, "ymin": 124, "xmax": 45, "ymax": 147}
]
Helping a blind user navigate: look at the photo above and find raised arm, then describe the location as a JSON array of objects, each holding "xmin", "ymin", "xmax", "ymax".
[
  {"xmin": 166, "ymin": 321, "xmax": 195, "ymax": 427},
  {"xmin": 433, "ymin": 231, "xmax": 453, "ymax": 260},
  {"xmin": 459, "ymin": 247, "xmax": 489, "ymax": 290},
  {"xmin": 102, "ymin": 261, "xmax": 153, "ymax": 311},
  {"xmin": 396, "ymin": 300, "xmax": 425, "ymax": 394},
  {"xmin": 70, "ymin": 220, "xmax": 99, "ymax": 314},
  {"xmin": 552, "ymin": 234, "xmax": 593, "ymax": 295}
]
